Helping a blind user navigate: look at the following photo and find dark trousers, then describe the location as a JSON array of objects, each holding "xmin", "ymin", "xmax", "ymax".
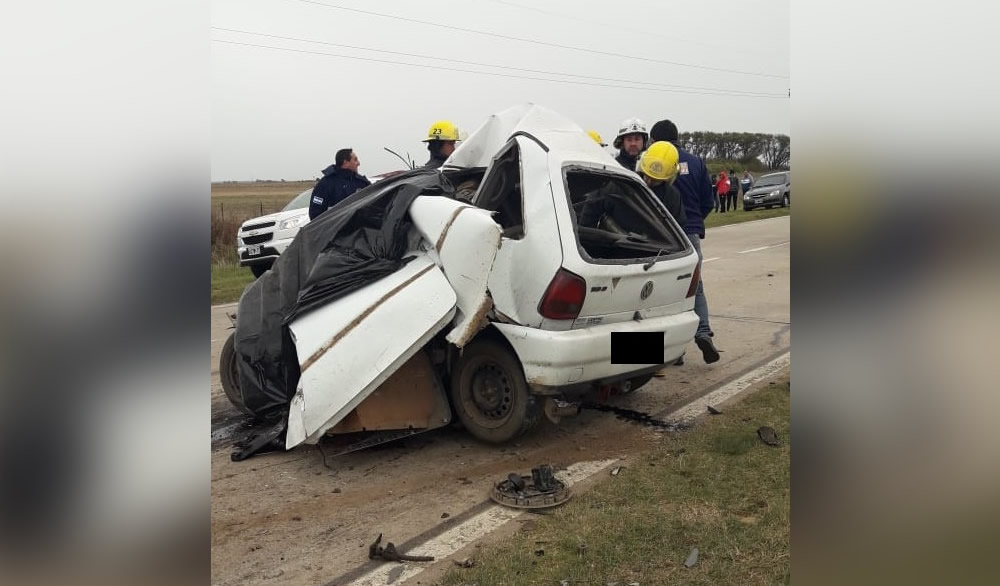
[
  {"xmin": 728, "ymin": 192, "xmax": 738, "ymax": 211},
  {"xmin": 717, "ymin": 194, "xmax": 726, "ymax": 212}
]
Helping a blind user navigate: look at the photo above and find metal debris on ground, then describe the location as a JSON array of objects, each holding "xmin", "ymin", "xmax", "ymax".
[
  {"xmin": 684, "ymin": 547, "xmax": 699, "ymax": 568},
  {"xmin": 367, "ymin": 533, "xmax": 434, "ymax": 563},
  {"xmin": 707, "ymin": 405, "xmax": 723, "ymax": 415},
  {"xmin": 453, "ymin": 557, "xmax": 476, "ymax": 568},
  {"xmin": 611, "ymin": 466, "xmax": 622, "ymax": 476},
  {"xmin": 492, "ymin": 464, "xmax": 570, "ymax": 510},
  {"xmin": 757, "ymin": 426, "xmax": 781, "ymax": 447},
  {"xmin": 580, "ymin": 402, "xmax": 685, "ymax": 432}
]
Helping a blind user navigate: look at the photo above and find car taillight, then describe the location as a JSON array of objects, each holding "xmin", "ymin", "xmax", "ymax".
[
  {"xmin": 538, "ymin": 269, "xmax": 587, "ymax": 320},
  {"xmin": 686, "ymin": 262, "xmax": 701, "ymax": 298}
]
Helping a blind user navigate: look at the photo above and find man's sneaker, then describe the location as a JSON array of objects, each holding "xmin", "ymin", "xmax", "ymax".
[{"xmin": 695, "ymin": 335, "xmax": 721, "ymax": 364}]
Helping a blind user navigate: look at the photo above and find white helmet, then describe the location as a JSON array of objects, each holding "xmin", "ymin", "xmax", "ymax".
[{"xmin": 613, "ymin": 117, "xmax": 649, "ymax": 149}]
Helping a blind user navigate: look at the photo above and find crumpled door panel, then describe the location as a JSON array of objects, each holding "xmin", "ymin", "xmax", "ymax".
[
  {"xmin": 285, "ymin": 253, "xmax": 457, "ymax": 448},
  {"xmin": 409, "ymin": 195, "xmax": 502, "ymax": 347}
]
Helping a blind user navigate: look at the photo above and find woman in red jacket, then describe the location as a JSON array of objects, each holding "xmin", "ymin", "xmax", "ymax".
[{"xmin": 715, "ymin": 171, "xmax": 730, "ymax": 213}]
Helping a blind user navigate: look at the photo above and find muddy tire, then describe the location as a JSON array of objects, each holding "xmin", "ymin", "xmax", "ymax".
[
  {"xmin": 449, "ymin": 339, "xmax": 541, "ymax": 444},
  {"xmin": 220, "ymin": 332, "xmax": 253, "ymax": 416}
]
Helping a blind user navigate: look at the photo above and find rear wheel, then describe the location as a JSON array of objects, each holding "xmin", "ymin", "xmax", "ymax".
[
  {"xmin": 220, "ymin": 333, "xmax": 253, "ymax": 416},
  {"xmin": 449, "ymin": 339, "xmax": 541, "ymax": 444}
]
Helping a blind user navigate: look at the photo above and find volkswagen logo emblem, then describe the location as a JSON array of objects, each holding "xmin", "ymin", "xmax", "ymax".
[{"xmin": 640, "ymin": 281, "xmax": 654, "ymax": 300}]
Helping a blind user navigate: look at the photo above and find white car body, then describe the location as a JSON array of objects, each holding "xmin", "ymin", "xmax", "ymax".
[{"xmin": 281, "ymin": 104, "xmax": 701, "ymax": 447}]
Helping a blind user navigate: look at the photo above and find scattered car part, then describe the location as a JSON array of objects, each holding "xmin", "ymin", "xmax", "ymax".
[
  {"xmin": 707, "ymin": 405, "xmax": 722, "ymax": 415},
  {"xmin": 757, "ymin": 426, "xmax": 781, "ymax": 446},
  {"xmin": 491, "ymin": 465, "xmax": 570, "ymax": 510},
  {"xmin": 230, "ymin": 417, "xmax": 287, "ymax": 462},
  {"xmin": 543, "ymin": 397, "xmax": 581, "ymax": 424},
  {"xmin": 684, "ymin": 547, "xmax": 699, "ymax": 568},
  {"xmin": 368, "ymin": 533, "xmax": 434, "ymax": 563}
]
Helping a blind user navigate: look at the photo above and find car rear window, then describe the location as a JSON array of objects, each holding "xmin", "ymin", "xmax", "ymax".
[{"xmin": 563, "ymin": 169, "xmax": 687, "ymax": 262}]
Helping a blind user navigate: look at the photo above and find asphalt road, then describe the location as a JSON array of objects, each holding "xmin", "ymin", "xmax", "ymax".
[{"xmin": 209, "ymin": 215, "xmax": 790, "ymax": 586}]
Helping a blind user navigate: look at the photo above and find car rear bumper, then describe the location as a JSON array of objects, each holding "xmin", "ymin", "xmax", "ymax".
[{"xmin": 493, "ymin": 309, "xmax": 699, "ymax": 390}]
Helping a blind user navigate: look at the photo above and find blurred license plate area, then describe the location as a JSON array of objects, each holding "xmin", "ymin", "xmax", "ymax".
[{"xmin": 610, "ymin": 332, "xmax": 664, "ymax": 364}]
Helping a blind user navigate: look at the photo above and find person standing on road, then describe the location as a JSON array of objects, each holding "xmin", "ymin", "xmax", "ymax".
[
  {"xmin": 739, "ymin": 170, "xmax": 755, "ymax": 208},
  {"xmin": 612, "ymin": 117, "xmax": 649, "ymax": 173},
  {"xmin": 422, "ymin": 120, "xmax": 461, "ymax": 169},
  {"xmin": 649, "ymin": 119, "xmax": 721, "ymax": 364},
  {"xmin": 710, "ymin": 173, "xmax": 719, "ymax": 212},
  {"xmin": 716, "ymin": 171, "xmax": 730, "ymax": 213},
  {"xmin": 727, "ymin": 168, "xmax": 740, "ymax": 213},
  {"xmin": 308, "ymin": 148, "xmax": 371, "ymax": 220}
]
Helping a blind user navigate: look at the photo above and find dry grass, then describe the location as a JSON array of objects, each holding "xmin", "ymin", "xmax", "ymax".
[{"xmin": 440, "ymin": 378, "xmax": 791, "ymax": 586}]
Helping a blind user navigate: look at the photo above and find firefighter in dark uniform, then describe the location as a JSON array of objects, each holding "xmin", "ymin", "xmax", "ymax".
[
  {"xmin": 612, "ymin": 117, "xmax": 649, "ymax": 173},
  {"xmin": 422, "ymin": 120, "xmax": 460, "ymax": 169}
]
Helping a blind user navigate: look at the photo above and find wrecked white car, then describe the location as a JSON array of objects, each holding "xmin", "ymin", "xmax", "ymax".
[{"xmin": 220, "ymin": 104, "xmax": 700, "ymax": 458}]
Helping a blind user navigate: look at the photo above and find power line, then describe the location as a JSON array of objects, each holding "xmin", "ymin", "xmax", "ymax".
[
  {"xmin": 212, "ymin": 38, "xmax": 789, "ymax": 99},
  {"xmin": 276, "ymin": 0, "xmax": 789, "ymax": 80},
  {"xmin": 482, "ymin": 0, "xmax": 780, "ymax": 58},
  {"xmin": 212, "ymin": 26, "xmax": 784, "ymax": 97}
]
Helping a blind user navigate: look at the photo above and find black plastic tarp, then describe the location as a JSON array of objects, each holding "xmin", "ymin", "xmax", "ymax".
[{"xmin": 232, "ymin": 169, "xmax": 455, "ymax": 417}]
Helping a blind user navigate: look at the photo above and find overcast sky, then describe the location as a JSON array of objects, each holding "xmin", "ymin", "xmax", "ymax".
[{"xmin": 211, "ymin": 0, "xmax": 789, "ymax": 181}]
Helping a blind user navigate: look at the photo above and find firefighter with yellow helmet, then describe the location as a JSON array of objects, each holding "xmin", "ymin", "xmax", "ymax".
[
  {"xmin": 422, "ymin": 120, "xmax": 461, "ymax": 169},
  {"xmin": 639, "ymin": 141, "xmax": 686, "ymax": 226}
]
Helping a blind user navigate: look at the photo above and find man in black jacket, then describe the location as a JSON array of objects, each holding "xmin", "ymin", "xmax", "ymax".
[
  {"xmin": 649, "ymin": 119, "xmax": 721, "ymax": 364},
  {"xmin": 308, "ymin": 148, "xmax": 371, "ymax": 220}
]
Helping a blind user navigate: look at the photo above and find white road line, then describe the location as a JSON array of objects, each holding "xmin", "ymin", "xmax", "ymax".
[
  {"xmin": 667, "ymin": 352, "xmax": 790, "ymax": 426},
  {"xmin": 348, "ymin": 352, "xmax": 791, "ymax": 585},
  {"xmin": 350, "ymin": 459, "xmax": 617, "ymax": 586},
  {"xmin": 702, "ymin": 257, "xmax": 720, "ymax": 263},
  {"xmin": 737, "ymin": 241, "xmax": 790, "ymax": 254},
  {"xmin": 707, "ymin": 215, "xmax": 789, "ymax": 231}
]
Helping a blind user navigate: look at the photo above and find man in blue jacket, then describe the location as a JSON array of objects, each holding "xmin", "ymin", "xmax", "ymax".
[
  {"xmin": 649, "ymin": 120, "xmax": 721, "ymax": 364},
  {"xmin": 308, "ymin": 148, "xmax": 371, "ymax": 220}
]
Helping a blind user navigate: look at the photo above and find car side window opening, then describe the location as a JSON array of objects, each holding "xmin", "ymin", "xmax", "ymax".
[
  {"xmin": 474, "ymin": 144, "xmax": 525, "ymax": 239},
  {"xmin": 566, "ymin": 170, "xmax": 684, "ymax": 261}
]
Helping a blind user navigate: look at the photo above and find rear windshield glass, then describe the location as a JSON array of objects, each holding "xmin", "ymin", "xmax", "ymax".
[
  {"xmin": 564, "ymin": 170, "xmax": 686, "ymax": 261},
  {"xmin": 755, "ymin": 174, "xmax": 787, "ymax": 187}
]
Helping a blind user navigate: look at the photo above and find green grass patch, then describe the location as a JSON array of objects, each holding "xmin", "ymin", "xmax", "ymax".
[
  {"xmin": 440, "ymin": 378, "xmax": 791, "ymax": 586},
  {"xmin": 211, "ymin": 264, "xmax": 255, "ymax": 305},
  {"xmin": 705, "ymin": 207, "xmax": 789, "ymax": 230}
]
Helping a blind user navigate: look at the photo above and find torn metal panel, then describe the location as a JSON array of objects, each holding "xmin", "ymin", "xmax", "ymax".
[
  {"xmin": 285, "ymin": 253, "xmax": 457, "ymax": 448},
  {"xmin": 485, "ymin": 135, "xmax": 564, "ymax": 327},
  {"xmin": 409, "ymin": 195, "xmax": 502, "ymax": 347}
]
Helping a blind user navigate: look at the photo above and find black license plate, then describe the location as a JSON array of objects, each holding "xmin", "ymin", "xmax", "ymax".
[{"xmin": 611, "ymin": 332, "xmax": 665, "ymax": 364}]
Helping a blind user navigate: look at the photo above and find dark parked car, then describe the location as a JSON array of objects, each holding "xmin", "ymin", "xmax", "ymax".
[{"xmin": 743, "ymin": 171, "xmax": 790, "ymax": 211}]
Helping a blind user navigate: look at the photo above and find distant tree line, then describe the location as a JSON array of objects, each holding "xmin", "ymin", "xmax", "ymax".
[{"xmin": 679, "ymin": 132, "xmax": 790, "ymax": 170}]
